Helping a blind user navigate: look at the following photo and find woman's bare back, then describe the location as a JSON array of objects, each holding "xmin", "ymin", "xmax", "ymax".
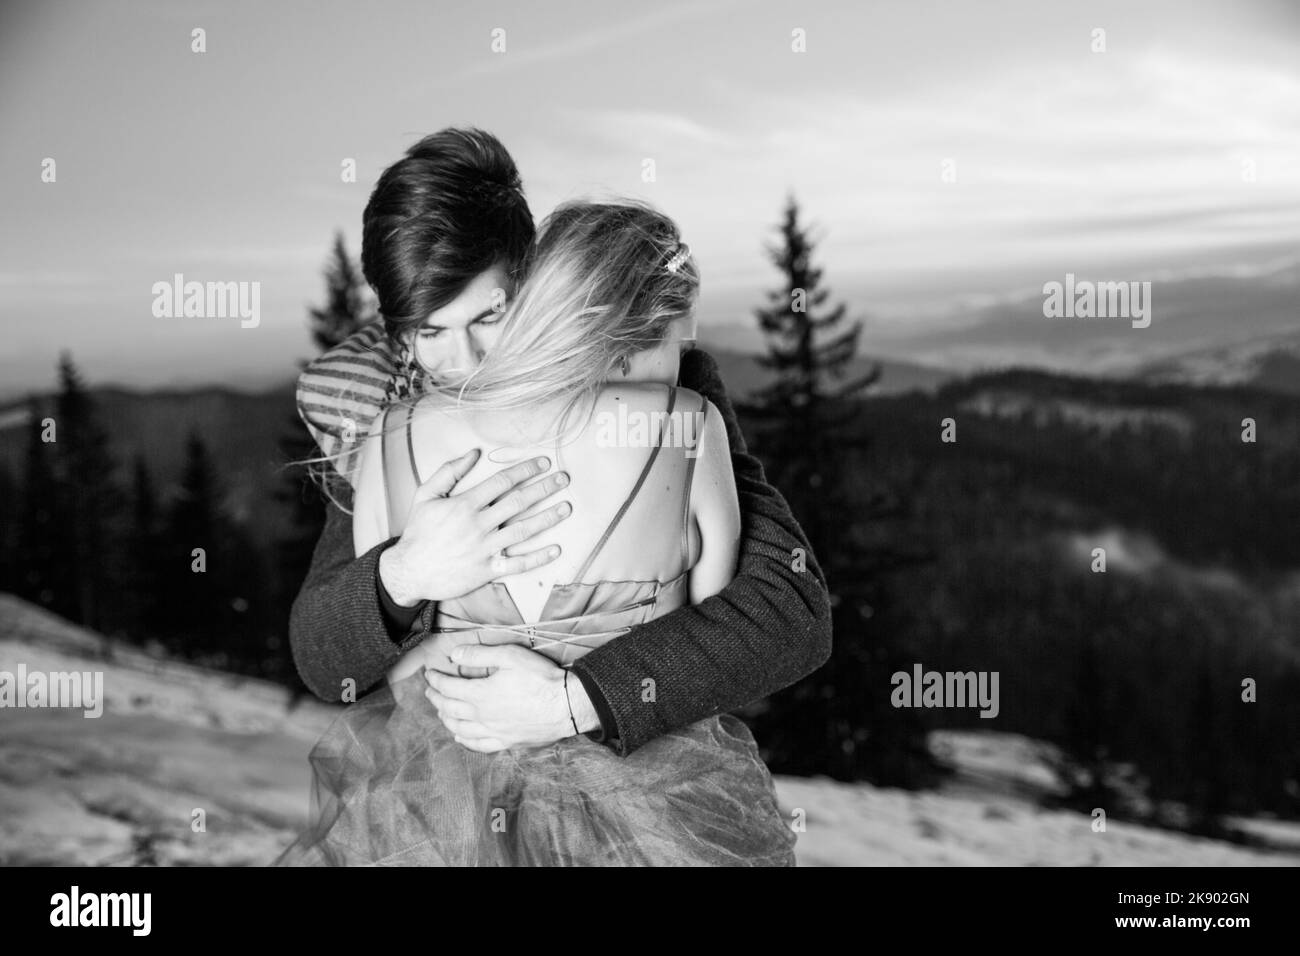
[{"xmin": 404, "ymin": 382, "xmax": 705, "ymax": 624}]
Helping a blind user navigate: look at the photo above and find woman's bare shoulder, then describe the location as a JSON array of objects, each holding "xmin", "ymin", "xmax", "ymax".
[{"xmin": 595, "ymin": 381, "xmax": 696, "ymax": 411}]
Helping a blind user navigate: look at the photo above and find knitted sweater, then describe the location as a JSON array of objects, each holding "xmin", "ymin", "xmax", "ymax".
[{"xmin": 287, "ymin": 348, "xmax": 833, "ymax": 756}]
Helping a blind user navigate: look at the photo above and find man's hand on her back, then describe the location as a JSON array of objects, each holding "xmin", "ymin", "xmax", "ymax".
[{"xmin": 379, "ymin": 449, "xmax": 572, "ymax": 606}]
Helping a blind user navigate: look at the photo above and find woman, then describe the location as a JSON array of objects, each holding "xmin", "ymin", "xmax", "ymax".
[{"xmin": 278, "ymin": 201, "xmax": 796, "ymax": 866}]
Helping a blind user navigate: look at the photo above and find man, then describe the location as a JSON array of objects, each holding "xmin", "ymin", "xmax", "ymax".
[{"xmin": 290, "ymin": 128, "xmax": 832, "ymax": 757}]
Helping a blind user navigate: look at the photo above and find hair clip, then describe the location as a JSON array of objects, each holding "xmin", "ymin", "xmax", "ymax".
[{"xmin": 665, "ymin": 243, "xmax": 692, "ymax": 275}]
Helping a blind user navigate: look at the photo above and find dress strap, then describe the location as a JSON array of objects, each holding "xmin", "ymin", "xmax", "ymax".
[
  {"xmin": 405, "ymin": 404, "xmax": 422, "ymax": 485},
  {"xmin": 570, "ymin": 384, "xmax": 678, "ymax": 583},
  {"xmin": 679, "ymin": 391, "xmax": 707, "ymax": 576}
]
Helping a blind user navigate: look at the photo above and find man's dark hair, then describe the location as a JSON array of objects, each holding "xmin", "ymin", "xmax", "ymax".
[{"xmin": 361, "ymin": 128, "xmax": 535, "ymax": 334}]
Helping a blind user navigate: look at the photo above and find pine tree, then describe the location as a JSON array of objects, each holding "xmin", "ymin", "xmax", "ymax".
[
  {"xmin": 308, "ymin": 231, "xmax": 376, "ymax": 351},
  {"xmin": 0, "ymin": 462, "xmax": 15, "ymax": 592},
  {"xmin": 124, "ymin": 454, "xmax": 164, "ymax": 643},
  {"xmin": 222, "ymin": 518, "xmax": 274, "ymax": 678},
  {"xmin": 744, "ymin": 197, "xmax": 938, "ymax": 785},
  {"xmin": 746, "ymin": 197, "xmax": 878, "ymax": 554},
  {"xmin": 52, "ymin": 353, "xmax": 126, "ymax": 631},
  {"xmin": 1185, "ymin": 660, "xmax": 1234, "ymax": 837},
  {"xmin": 752, "ymin": 196, "xmax": 874, "ymax": 410},
  {"xmin": 158, "ymin": 431, "xmax": 225, "ymax": 656},
  {"xmin": 1050, "ymin": 631, "xmax": 1120, "ymax": 815},
  {"xmin": 14, "ymin": 397, "xmax": 61, "ymax": 607}
]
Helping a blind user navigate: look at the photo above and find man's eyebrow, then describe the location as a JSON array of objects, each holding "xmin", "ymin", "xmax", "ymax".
[{"xmin": 421, "ymin": 307, "xmax": 498, "ymax": 332}]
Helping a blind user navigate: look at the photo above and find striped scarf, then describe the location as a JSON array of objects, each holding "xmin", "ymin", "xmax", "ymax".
[{"xmin": 295, "ymin": 323, "xmax": 400, "ymax": 491}]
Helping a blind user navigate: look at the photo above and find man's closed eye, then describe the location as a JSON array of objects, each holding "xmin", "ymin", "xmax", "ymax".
[{"xmin": 420, "ymin": 309, "xmax": 506, "ymax": 340}]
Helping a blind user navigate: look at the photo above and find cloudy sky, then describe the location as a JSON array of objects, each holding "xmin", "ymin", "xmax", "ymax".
[{"xmin": 1, "ymin": 0, "xmax": 1297, "ymax": 396}]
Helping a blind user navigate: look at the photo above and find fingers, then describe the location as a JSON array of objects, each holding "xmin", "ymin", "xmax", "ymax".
[
  {"xmin": 437, "ymin": 711, "xmax": 484, "ymax": 738},
  {"xmin": 480, "ymin": 471, "xmax": 571, "ymax": 530},
  {"xmin": 452, "ymin": 643, "xmax": 543, "ymax": 673},
  {"xmin": 462, "ymin": 456, "xmax": 552, "ymax": 509},
  {"xmin": 489, "ymin": 500, "xmax": 572, "ymax": 554},
  {"xmin": 489, "ymin": 544, "xmax": 562, "ymax": 577},
  {"xmin": 424, "ymin": 685, "xmax": 477, "ymax": 720},
  {"xmin": 425, "ymin": 669, "xmax": 486, "ymax": 703},
  {"xmin": 415, "ymin": 448, "xmax": 481, "ymax": 501},
  {"xmin": 423, "ymin": 662, "xmax": 492, "ymax": 679},
  {"xmin": 425, "ymin": 691, "xmax": 505, "ymax": 751}
]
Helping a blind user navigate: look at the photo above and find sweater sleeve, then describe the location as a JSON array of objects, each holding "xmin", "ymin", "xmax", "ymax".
[
  {"xmin": 568, "ymin": 348, "xmax": 834, "ymax": 756},
  {"xmin": 288, "ymin": 490, "xmax": 431, "ymax": 701},
  {"xmin": 287, "ymin": 484, "xmax": 624, "ymax": 732}
]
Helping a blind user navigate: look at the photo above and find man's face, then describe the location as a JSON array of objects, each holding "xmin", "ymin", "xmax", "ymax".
[{"xmin": 411, "ymin": 264, "xmax": 511, "ymax": 384}]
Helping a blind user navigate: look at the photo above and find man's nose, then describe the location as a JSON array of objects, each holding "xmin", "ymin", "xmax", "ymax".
[
  {"xmin": 461, "ymin": 329, "xmax": 487, "ymax": 367},
  {"xmin": 448, "ymin": 330, "xmax": 478, "ymax": 372}
]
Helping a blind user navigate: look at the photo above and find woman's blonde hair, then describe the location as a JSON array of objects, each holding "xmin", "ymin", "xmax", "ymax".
[
  {"xmin": 435, "ymin": 199, "xmax": 698, "ymax": 414},
  {"xmin": 305, "ymin": 198, "xmax": 699, "ymax": 507}
]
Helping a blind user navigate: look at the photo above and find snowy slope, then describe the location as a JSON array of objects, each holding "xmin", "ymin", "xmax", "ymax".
[{"xmin": 1, "ymin": 594, "xmax": 1296, "ymax": 866}]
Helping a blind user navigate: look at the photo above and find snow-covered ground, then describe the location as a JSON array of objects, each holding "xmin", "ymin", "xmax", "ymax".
[{"xmin": 2, "ymin": 594, "xmax": 1296, "ymax": 866}]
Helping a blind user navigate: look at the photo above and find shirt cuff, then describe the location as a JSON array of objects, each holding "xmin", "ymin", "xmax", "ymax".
[
  {"xmin": 375, "ymin": 542, "xmax": 429, "ymax": 645},
  {"xmin": 571, "ymin": 666, "xmax": 618, "ymax": 747}
]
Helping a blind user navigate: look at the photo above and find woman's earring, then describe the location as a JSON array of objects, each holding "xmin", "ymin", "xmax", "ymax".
[{"xmin": 619, "ymin": 355, "xmax": 630, "ymax": 377}]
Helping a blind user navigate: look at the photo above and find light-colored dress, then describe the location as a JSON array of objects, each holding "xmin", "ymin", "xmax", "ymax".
[{"xmin": 278, "ymin": 386, "xmax": 797, "ymax": 866}]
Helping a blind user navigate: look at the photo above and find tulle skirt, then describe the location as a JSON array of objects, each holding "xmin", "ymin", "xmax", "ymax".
[{"xmin": 275, "ymin": 672, "xmax": 797, "ymax": 866}]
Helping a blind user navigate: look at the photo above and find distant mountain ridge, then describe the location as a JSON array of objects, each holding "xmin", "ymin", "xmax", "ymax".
[
  {"xmin": 0, "ymin": 382, "xmax": 303, "ymax": 541},
  {"xmin": 0, "ymin": 337, "xmax": 1290, "ymax": 553},
  {"xmin": 700, "ymin": 343, "xmax": 953, "ymax": 399},
  {"xmin": 1134, "ymin": 330, "xmax": 1300, "ymax": 395}
]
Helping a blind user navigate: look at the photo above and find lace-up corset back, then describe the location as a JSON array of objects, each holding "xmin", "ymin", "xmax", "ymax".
[{"xmin": 380, "ymin": 385, "xmax": 708, "ymax": 667}]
